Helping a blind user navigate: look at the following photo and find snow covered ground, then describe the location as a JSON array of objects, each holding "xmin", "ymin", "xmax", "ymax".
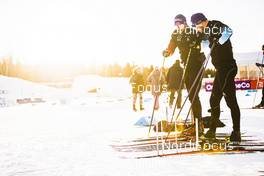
[{"xmin": 0, "ymin": 76, "xmax": 264, "ymax": 176}]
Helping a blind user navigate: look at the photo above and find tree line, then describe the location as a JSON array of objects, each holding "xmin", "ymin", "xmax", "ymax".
[{"xmin": 0, "ymin": 56, "xmax": 216, "ymax": 82}]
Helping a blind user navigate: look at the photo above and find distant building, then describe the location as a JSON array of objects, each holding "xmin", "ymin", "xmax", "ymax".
[{"xmin": 234, "ymin": 52, "xmax": 263, "ymax": 79}]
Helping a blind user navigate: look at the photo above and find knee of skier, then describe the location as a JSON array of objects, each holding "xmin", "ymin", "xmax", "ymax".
[
  {"xmin": 224, "ymin": 93, "xmax": 239, "ymax": 108},
  {"xmin": 210, "ymin": 95, "xmax": 220, "ymax": 109},
  {"xmin": 225, "ymin": 98, "xmax": 239, "ymax": 109}
]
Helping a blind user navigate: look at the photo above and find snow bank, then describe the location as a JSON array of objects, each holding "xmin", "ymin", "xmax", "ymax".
[
  {"xmin": 0, "ymin": 76, "xmax": 67, "ymax": 107},
  {"xmin": 72, "ymin": 75, "xmax": 131, "ymax": 98}
]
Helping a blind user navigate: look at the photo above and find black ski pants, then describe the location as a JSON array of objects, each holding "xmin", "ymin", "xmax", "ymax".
[{"xmin": 209, "ymin": 64, "xmax": 240, "ymax": 132}]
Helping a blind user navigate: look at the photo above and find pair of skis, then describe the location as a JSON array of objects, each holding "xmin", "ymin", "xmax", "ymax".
[
  {"xmin": 112, "ymin": 133, "xmax": 264, "ymax": 159},
  {"xmin": 136, "ymin": 148, "xmax": 264, "ymax": 159}
]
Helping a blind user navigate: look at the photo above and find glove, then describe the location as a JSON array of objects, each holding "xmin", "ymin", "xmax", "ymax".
[
  {"xmin": 162, "ymin": 50, "xmax": 170, "ymax": 58},
  {"xmin": 256, "ymin": 63, "xmax": 264, "ymax": 67},
  {"xmin": 209, "ymin": 37, "xmax": 219, "ymax": 48}
]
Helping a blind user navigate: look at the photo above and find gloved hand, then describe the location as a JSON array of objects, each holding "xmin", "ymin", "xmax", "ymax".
[
  {"xmin": 256, "ymin": 63, "xmax": 264, "ymax": 67},
  {"xmin": 162, "ymin": 50, "xmax": 170, "ymax": 58},
  {"xmin": 213, "ymin": 37, "xmax": 220, "ymax": 44},
  {"xmin": 209, "ymin": 37, "xmax": 219, "ymax": 48}
]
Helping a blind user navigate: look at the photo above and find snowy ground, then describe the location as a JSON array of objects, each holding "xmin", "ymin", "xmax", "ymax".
[{"xmin": 0, "ymin": 76, "xmax": 264, "ymax": 176}]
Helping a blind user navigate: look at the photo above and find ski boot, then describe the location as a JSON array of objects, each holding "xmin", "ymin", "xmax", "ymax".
[
  {"xmin": 182, "ymin": 124, "xmax": 195, "ymax": 136},
  {"xmin": 133, "ymin": 104, "xmax": 137, "ymax": 112},
  {"xmin": 140, "ymin": 105, "xmax": 144, "ymax": 111},
  {"xmin": 253, "ymin": 102, "xmax": 264, "ymax": 109},
  {"xmin": 200, "ymin": 129, "xmax": 218, "ymax": 144},
  {"xmin": 182, "ymin": 120, "xmax": 204, "ymax": 137},
  {"xmin": 230, "ymin": 130, "xmax": 241, "ymax": 143},
  {"xmin": 204, "ymin": 129, "xmax": 216, "ymax": 139}
]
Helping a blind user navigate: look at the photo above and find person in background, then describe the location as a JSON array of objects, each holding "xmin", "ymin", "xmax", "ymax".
[
  {"xmin": 254, "ymin": 44, "xmax": 264, "ymax": 108},
  {"xmin": 129, "ymin": 67, "xmax": 145, "ymax": 111},
  {"xmin": 166, "ymin": 60, "xmax": 184, "ymax": 109},
  {"xmin": 147, "ymin": 67, "xmax": 166, "ymax": 110}
]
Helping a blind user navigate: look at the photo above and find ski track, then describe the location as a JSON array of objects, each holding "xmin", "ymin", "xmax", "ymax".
[{"xmin": 0, "ymin": 85, "xmax": 264, "ymax": 176}]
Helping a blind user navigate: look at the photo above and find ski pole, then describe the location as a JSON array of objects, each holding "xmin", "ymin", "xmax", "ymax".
[
  {"xmin": 148, "ymin": 57, "xmax": 166, "ymax": 136},
  {"xmin": 183, "ymin": 42, "xmax": 216, "ymax": 125},
  {"xmin": 165, "ymin": 42, "xmax": 215, "ymax": 142},
  {"xmin": 162, "ymin": 48, "xmax": 193, "ymax": 140},
  {"xmin": 184, "ymin": 69, "xmax": 204, "ymax": 125},
  {"xmin": 170, "ymin": 48, "xmax": 192, "ymax": 120},
  {"xmin": 164, "ymin": 50, "xmax": 207, "ymax": 141}
]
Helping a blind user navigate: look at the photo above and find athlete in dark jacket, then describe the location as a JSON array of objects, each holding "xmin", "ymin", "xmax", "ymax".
[
  {"xmin": 163, "ymin": 14, "xmax": 205, "ymax": 134},
  {"xmin": 191, "ymin": 13, "xmax": 241, "ymax": 142},
  {"xmin": 166, "ymin": 60, "xmax": 184, "ymax": 108}
]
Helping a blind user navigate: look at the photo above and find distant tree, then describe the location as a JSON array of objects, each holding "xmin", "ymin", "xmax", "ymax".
[
  {"xmin": 98, "ymin": 64, "xmax": 108, "ymax": 77},
  {"xmin": 0, "ymin": 59, "xmax": 2, "ymax": 75},
  {"xmin": 107, "ymin": 64, "xmax": 114, "ymax": 77},
  {"xmin": 112, "ymin": 63, "xmax": 122, "ymax": 77},
  {"xmin": 149, "ymin": 65, "xmax": 154, "ymax": 74},
  {"xmin": 122, "ymin": 63, "xmax": 132, "ymax": 77},
  {"xmin": 1, "ymin": 58, "xmax": 7, "ymax": 76}
]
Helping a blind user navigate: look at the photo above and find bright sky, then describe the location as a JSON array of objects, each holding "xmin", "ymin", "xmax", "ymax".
[{"xmin": 0, "ymin": 0, "xmax": 263, "ymax": 67}]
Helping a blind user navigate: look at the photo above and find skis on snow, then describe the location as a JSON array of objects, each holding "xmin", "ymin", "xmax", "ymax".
[{"xmin": 112, "ymin": 132, "xmax": 264, "ymax": 159}]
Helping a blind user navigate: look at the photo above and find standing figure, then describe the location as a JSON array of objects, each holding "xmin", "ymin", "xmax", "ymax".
[
  {"xmin": 147, "ymin": 67, "xmax": 165, "ymax": 110},
  {"xmin": 166, "ymin": 60, "xmax": 184, "ymax": 109},
  {"xmin": 129, "ymin": 67, "xmax": 145, "ymax": 111}
]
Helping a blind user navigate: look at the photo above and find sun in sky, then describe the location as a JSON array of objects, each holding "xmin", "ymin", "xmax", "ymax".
[{"xmin": 0, "ymin": 0, "xmax": 263, "ymax": 67}]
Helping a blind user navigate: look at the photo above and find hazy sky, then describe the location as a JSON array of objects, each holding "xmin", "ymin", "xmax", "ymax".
[{"xmin": 0, "ymin": 0, "xmax": 263, "ymax": 67}]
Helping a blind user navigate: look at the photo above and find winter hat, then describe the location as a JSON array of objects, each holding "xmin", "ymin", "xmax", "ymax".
[
  {"xmin": 175, "ymin": 60, "xmax": 180, "ymax": 66},
  {"xmin": 191, "ymin": 13, "xmax": 207, "ymax": 26},
  {"xmin": 174, "ymin": 14, "xmax": 186, "ymax": 25}
]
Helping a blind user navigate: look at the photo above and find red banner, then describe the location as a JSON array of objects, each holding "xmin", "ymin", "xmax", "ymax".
[{"xmin": 205, "ymin": 79, "xmax": 264, "ymax": 92}]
